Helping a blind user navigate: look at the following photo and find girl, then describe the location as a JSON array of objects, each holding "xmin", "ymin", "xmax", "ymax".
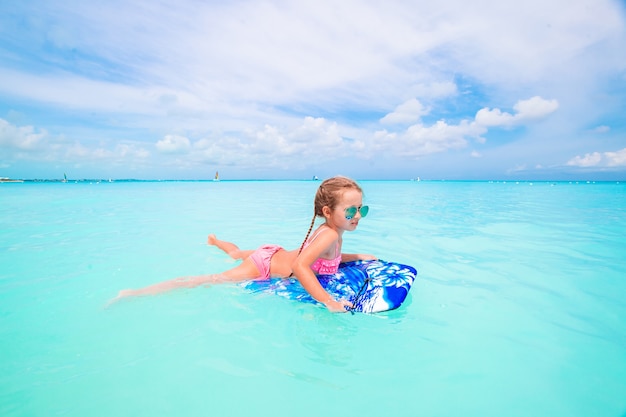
[{"xmin": 113, "ymin": 176, "xmax": 376, "ymax": 312}]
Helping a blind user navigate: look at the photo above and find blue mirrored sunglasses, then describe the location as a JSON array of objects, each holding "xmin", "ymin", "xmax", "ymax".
[{"xmin": 344, "ymin": 205, "xmax": 369, "ymax": 220}]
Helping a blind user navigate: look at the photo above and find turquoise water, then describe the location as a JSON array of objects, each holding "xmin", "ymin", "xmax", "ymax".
[{"xmin": 1, "ymin": 180, "xmax": 625, "ymax": 416}]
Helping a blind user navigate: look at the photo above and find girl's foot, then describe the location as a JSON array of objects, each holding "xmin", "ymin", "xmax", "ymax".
[
  {"xmin": 206, "ymin": 234, "xmax": 250, "ymax": 259},
  {"xmin": 117, "ymin": 289, "xmax": 137, "ymax": 298},
  {"xmin": 105, "ymin": 289, "xmax": 136, "ymax": 308}
]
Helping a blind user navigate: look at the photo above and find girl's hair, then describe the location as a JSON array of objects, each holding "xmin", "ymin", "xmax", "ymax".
[{"xmin": 297, "ymin": 176, "xmax": 363, "ymax": 255}]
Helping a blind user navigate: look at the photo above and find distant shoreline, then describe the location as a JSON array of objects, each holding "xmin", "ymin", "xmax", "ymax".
[{"xmin": 0, "ymin": 178, "xmax": 622, "ymax": 184}]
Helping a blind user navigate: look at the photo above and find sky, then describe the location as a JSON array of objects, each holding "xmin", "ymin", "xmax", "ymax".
[{"xmin": 1, "ymin": 0, "xmax": 625, "ymax": 180}]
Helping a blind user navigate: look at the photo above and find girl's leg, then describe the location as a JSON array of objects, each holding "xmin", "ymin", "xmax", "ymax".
[
  {"xmin": 110, "ymin": 258, "xmax": 261, "ymax": 304},
  {"xmin": 208, "ymin": 234, "xmax": 254, "ymax": 259},
  {"xmin": 219, "ymin": 258, "xmax": 262, "ymax": 280}
]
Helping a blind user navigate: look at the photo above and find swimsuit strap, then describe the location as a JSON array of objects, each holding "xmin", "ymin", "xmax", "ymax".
[
  {"xmin": 305, "ymin": 226, "xmax": 339, "ymax": 258},
  {"xmin": 306, "ymin": 226, "xmax": 327, "ymax": 245}
]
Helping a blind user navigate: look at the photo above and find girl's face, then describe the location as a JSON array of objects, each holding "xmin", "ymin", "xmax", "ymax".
[{"xmin": 324, "ymin": 188, "xmax": 364, "ymax": 232}]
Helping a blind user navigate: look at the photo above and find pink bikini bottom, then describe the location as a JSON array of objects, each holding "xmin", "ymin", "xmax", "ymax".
[{"xmin": 249, "ymin": 244, "xmax": 283, "ymax": 279}]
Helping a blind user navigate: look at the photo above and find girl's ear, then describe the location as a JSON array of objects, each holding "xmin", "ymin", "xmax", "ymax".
[{"xmin": 322, "ymin": 205, "xmax": 332, "ymax": 218}]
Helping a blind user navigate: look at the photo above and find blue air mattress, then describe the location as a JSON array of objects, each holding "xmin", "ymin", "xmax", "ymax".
[{"xmin": 241, "ymin": 260, "xmax": 416, "ymax": 313}]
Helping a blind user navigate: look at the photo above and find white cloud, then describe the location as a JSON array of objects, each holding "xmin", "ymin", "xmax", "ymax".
[
  {"xmin": 242, "ymin": 117, "xmax": 345, "ymax": 161},
  {"xmin": 374, "ymin": 119, "xmax": 486, "ymax": 158},
  {"xmin": 567, "ymin": 148, "xmax": 626, "ymax": 168},
  {"xmin": 507, "ymin": 164, "xmax": 528, "ymax": 174},
  {"xmin": 513, "ymin": 96, "xmax": 560, "ymax": 120},
  {"xmin": 475, "ymin": 108, "xmax": 516, "ymax": 127},
  {"xmin": 592, "ymin": 125, "xmax": 611, "ymax": 133},
  {"xmin": 174, "ymin": 117, "xmax": 353, "ymax": 170},
  {"xmin": 475, "ymin": 96, "xmax": 559, "ymax": 127},
  {"xmin": 0, "ymin": 68, "xmax": 208, "ymax": 118},
  {"xmin": 605, "ymin": 149, "xmax": 626, "ymax": 166},
  {"xmin": 373, "ymin": 95, "xmax": 563, "ymax": 161},
  {"xmin": 0, "ymin": 118, "xmax": 150, "ymax": 166},
  {"xmin": 289, "ymin": 116, "xmax": 343, "ymax": 149},
  {"xmin": 116, "ymin": 144, "xmax": 150, "ymax": 159},
  {"xmin": 0, "ymin": 118, "xmax": 47, "ymax": 151},
  {"xmin": 566, "ymin": 152, "xmax": 603, "ymax": 167},
  {"xmin": 156, "ymin": 134, "xmax": 191, "ymax": 154},
  {"xmin": 2, "ymin": 115, "xmax": 350, "ymax": 173},
  {"xmin": 408, "ymin": 82, "xmax": 458, "ymax": 100},
  {"xmin": 380, "ymin": 99, "xmax": 430, "ymax": 125}
]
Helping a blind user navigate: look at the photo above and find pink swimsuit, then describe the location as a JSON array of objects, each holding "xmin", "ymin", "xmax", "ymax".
[
  {"xmin": 249, "ymin": 244, "xmax": 283, "ymax": 279},
  {"xmin": 249, "ymin": 228, "xmax": 341, "ymax": 279},
  {"xmin": 303, "ymin": 228, "xmax": 342, "ymax": 275}
]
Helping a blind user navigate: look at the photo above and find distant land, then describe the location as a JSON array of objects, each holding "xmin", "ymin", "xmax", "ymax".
[
  {"xmin": 0, "ymin": 177, "xmax": 622, "ymax": 185},
  {"xmin": 0, "ymin": 177, "xmax": 24, "ymax": 183}
]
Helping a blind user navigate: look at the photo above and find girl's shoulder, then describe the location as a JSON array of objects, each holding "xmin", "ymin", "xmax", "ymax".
[{"xmin": 309, "ymin": 225, "xmax": 339, "ymax": 242}]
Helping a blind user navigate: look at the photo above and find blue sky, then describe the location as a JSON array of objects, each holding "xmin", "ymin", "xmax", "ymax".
[{"xmin": 1, "ymin": 0, "xmax": 625, "ymax": 180}]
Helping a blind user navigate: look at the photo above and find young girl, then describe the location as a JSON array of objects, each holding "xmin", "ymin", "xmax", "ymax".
[{"xmin": 113, "ymin": 176, "xmax": 376, "ymax": 312}]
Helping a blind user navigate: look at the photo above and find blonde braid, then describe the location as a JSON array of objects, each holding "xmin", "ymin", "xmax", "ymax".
[{"xmin": 297, "ymin": 214, "xmax": 317, "ymax": 255}]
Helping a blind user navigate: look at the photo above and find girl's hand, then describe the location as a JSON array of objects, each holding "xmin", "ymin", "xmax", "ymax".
[
  {"xmin": 360, "ymin": 254, "xmax": 377, "ymax": 261},
  {"xmin": 324, "ymin": 298, "xmax": 353, "ymax": 313}
]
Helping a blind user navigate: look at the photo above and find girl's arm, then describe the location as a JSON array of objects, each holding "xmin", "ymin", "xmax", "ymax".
[
  {"xmin": 291, "ymin": 229, "xmax": 352, "ymax": 313},
  {"xmin": 341, "ymin": 253, "xmax": 377, "ymax": 262}
]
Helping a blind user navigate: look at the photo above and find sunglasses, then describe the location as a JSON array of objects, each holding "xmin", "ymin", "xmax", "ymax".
[{"xmin": 344, "ymin": 205, "xmax": 369, "ymax": 220}]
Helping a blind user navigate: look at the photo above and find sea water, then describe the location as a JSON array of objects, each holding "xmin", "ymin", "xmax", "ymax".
[{"xmin": 1, "ymin": 180, "xmax": 625, "ymax": 417}]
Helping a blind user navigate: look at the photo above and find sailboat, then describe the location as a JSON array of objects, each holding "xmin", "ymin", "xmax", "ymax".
[
  {"xmin": 62, "ymin": 173, "xmax": 68, "ymax": 183},
  {"xmin": 213, "ymin": 171, "xmax": 220, "ymax": 182}
]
